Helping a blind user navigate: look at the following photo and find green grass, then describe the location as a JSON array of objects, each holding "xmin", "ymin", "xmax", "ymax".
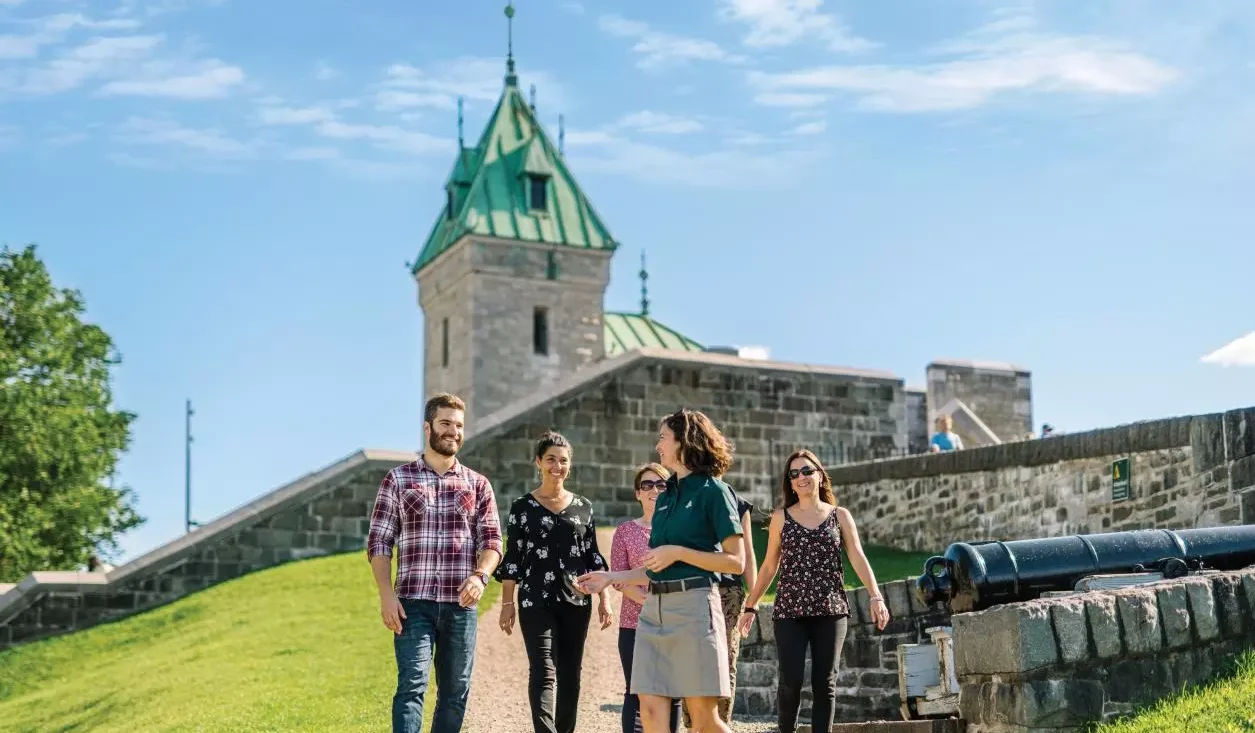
[
  {"xmin": 749, "ymin": 520, "xmax": 935, "ymax": 602},
  {"xmin": 0, "ymin": 553, "xmax": 500, "ymax": 733},
  {"xmin": 1089, "ymin": 649, "xmax": 1255, "ymax": 733}
]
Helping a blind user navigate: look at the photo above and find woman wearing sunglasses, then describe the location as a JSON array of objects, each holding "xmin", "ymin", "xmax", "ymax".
[
  {"xmin": 609, "ymin": 463, "xmax": 682, "ymax": 733},
  {"xmin": 737, "ymin": 448, "xmax": 890, "ymax": 733}
]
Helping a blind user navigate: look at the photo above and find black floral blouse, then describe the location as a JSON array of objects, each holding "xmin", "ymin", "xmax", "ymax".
[{"xmin": 494, "ymin": 492, "xmax": 608, "ymax": 609}]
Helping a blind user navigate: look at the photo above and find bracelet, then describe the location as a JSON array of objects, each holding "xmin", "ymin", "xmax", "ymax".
[
  {"xmin": 502, "ymin": 601, "xmax": 515, "ymax": 607},
  {"xmin": 744, "ymin": 607, "xmax": 758, "ymax": 615},
  {"xmin": 870, "ymin": 596, "xmax": 885, "ymax": 604}
]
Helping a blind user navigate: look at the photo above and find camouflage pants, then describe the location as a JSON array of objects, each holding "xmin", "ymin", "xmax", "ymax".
[{"xmin": 681, "ymin": 583, "xmax": 745, "ymax": 728}]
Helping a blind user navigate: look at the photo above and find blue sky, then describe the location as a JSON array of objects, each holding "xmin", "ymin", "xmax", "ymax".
[{"xmin": 2, "ymin": 0, "xmax": 1253, "ymax": 563}]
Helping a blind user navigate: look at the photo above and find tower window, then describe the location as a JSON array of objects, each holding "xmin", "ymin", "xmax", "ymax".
[
  {"xmin": 446, "ymin": 189, "xmax": 454, "ymax": 219},
  {"xmin": 528, "ymin": 174, "xmax": 548, "ymax": 211},
  {"xmin": 533, "ymin": 307, "xmax": 549, "ymax": 356},
  {"xmin": 545, "ymin": 249, "xmax": 558, "ymax": 280},
  {"xmin": 441, "ymin": 317, "xmax": 449, "ymax": 368}
]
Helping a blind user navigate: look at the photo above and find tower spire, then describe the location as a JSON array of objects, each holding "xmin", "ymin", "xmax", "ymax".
[
  {"xmin": 504, "ymin": 2, "xmax": 517, "ymax": 86},
  {"xmin": 639, "ymin": 250, "xmax": 650, "ymax": 316},
  {"xmin": 457, "ymin": 96, "xmax": 464, "ymax": 149}
]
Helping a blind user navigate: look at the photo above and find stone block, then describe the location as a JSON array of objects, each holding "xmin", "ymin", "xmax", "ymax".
[
  {"xmin": 1183, "ymin": 577, "xmax": 1220, "ymax": 641},
  {"xmin": 953, "ymin": 601, "xmax": 1057, "ymax": 676},
  {"xmin": 1084, "ymin": 594, "xmax": 1122, "ymax": 659},
  {"xmin": 1210, "ymin": 573, "xmax": 1246, "ymax": 638},
  {"xmin": 960, "ymin": 678, "xmax": 1104, "ymax": 730},
  {"xmin": 844, "ymin": 636, "xmax": 881, "ymax": 669},
  {"xmin": 1224, "ymin": 407, "xmax": 1255, "ymax": 461},
  {"xmin": 1155, "ymin": 584, "xmax": 1191, "ymax": 649},
  {"xmin": 1241, "ymin": 571, "xmax": 1255, "ymax": 618},
  {"xmin": 883, "ymin": 580, "xmax": 912, "ymax": 620},
  {"xmin": 1049, "ymin": 597, "xmax": 1089, "ymax": 663},
  {"xmin": 737, "ymin": 660, "xmax": 776, "ymax": 687},
  {"xmin": 1115, "ymin": 588, "xmax": 1162, "ymax": 655}
]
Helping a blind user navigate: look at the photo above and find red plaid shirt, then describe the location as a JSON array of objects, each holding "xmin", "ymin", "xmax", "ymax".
[{"xmin": 367, "ymin": 456, "xmax": 503, "ymax": 603}]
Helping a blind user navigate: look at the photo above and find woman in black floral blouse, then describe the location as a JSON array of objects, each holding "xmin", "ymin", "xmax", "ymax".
[{"xmin": 494, "ymin": 430, "xmax": 613, "ymax": 733}]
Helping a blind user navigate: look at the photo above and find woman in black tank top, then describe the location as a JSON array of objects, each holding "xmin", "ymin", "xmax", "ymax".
[{"xmin": 737, "ymin": 449, "xmax": 891, "ymax": 733}]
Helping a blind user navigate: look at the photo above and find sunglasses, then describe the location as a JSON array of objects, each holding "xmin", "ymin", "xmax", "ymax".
[
  {"xmin": 787, "ymin": 465, "xmax": 820, "ymax": 480},
  {"xmin": 638, "ymin": 480, "xmax": 666, "ymax": 491}
]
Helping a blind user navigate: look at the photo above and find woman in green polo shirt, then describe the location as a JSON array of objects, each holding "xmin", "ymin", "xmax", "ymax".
[{"xmin": 577, "ymin": 408, "xmax": 745, "ymax": 733}]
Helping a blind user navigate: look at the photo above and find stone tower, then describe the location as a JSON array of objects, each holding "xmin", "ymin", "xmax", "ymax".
[{"xmin": 411, "ymin": 43, "xmax": 618, "ymax": 425}]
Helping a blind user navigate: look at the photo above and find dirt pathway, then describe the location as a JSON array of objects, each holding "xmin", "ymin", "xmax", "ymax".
[{"xmin": 460, "ymin": 527, "xmax": 779, "ymax": 733}]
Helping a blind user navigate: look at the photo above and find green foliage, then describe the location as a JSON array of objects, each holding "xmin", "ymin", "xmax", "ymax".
[
  {"xmin": 0, "ymin": 243, "xmax": 142, "ymax": 581},
  {"xmin": 1090, "ymin": 650, "xmax": 1255, "ymax": 732},
  {"xmin": 0, "ymin": 551, "xmax": 501, "ymax": 732}
]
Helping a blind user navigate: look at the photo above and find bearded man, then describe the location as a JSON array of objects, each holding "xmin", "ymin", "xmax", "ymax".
[{"xmin": 367, "ymin": 392, "xmax": 503, "ymax": 733}]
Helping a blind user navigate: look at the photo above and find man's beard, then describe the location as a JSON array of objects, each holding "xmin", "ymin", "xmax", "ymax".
[{"xmin": 428, "ymin": 431, "xmax": 461, "ymax": 457}]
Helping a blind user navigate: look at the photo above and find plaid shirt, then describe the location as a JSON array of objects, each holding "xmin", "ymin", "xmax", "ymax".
[{"xmin": 367, "ymin": 456, "xmax": 503, "ymax": 603}]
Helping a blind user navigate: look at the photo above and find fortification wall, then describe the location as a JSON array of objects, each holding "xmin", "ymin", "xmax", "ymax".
[
  {"xmin": 737, "ymin": 580, "xmax": 950, "ymax": 721},
  {"xmin": 954, "ymin": 565, "xmax": 1255, "ymax": 732},
  {"xmin": 828, "ymin": 407, "xmax": 1255, "ymax": 553}
]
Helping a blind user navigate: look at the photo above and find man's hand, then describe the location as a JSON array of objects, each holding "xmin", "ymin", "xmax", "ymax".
[
  {"xmin": 380, "ymin": 590, "xmax": 406, "ymax": 634},
  {"xmin": 458, "ymin": 574, "xmax": 486, "ymax": 608}
]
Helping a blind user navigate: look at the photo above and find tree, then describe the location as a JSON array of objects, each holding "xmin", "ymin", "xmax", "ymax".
[{"xmin": 0, "ymin": 243, "xmax": 143, "ymax": 582}]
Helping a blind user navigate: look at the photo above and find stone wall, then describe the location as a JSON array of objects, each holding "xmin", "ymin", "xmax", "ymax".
[
  {"xmin": 906, "ymin": 387, "xmax": 928, "ymax": 455},
  {"xmin": 736, "ymin": 579, "xmax": 951, "ymax": 722},
  {"xmin": 926, "ymin": 360, "xmax": 1032, "ymax": 443},
  {"xmin": 953, "ymin": 565, "xmax": 1255, "ymax": 732},
  {"xmin": 827, "ymin": 407, "xmax": 1255, "ymax": 553},
  {"xmin": 457, "ymin": 348, "xmax": 907, "ymax": 523},
  {"xmin": 0, "ymin": 451, "xmax": 409, "ymax": 651}
]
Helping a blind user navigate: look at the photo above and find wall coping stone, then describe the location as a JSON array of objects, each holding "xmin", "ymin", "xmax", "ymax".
[
  {"xmin": 0, "ymin": 448, "xmax": 415, "ymax": 625},
  {"xmin": 928, "ymin": 358, "xmax": 1030, "ymax": 375},
  {"xmin": 468, "ymin": 345, "xmax": 904, "ymax": 443},
  {"xmin": 827, "ymin": 411, "xmax": 1232, "ymax": 484}
]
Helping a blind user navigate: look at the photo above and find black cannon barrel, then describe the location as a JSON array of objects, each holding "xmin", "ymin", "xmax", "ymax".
[{"xmin": 915, "ymin": 525, "xmax": 1255, "ymax": 613}]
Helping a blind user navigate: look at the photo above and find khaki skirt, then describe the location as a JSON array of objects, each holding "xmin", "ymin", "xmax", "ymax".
[{"xmin": 630, "ymin": 584, "xmax": 730, "ymax": 699}]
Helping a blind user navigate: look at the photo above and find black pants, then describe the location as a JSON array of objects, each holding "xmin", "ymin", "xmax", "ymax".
[
  {"xmin": 774, "ymin": 615, "xmax": 849, "ymax": 733},
  {"xmin": 617, "ymin": 627, "xmax": 680, "ymax": 733},
  {"xmin": 518, "ymin": 601, "xmax": 591, "ymax": 733}
]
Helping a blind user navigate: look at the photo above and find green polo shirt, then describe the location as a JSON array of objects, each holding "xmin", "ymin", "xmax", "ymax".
[{"xmin": 647, "ymin": 472, "xmax": 744, "ymax": 582}]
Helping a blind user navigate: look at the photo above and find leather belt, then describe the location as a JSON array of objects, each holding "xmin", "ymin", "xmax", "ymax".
[{"xmin": 648, "ymin": 576, "xmax": 714, "ymax": 595}]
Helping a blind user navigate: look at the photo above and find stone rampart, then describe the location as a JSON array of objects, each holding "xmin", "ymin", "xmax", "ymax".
[
  {"xmin": 953, "ymin": 565, "xmax": 1255, "ymax": 732},
  {"xmin": 827, "ymin": 407, "xmax": 1255, "ymax": 552},
  {"xmin": 736, "ymin": 579, "xmax": 951, "ymax": 722}
]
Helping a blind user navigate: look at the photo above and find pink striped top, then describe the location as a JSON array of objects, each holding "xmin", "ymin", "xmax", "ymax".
[{"xmin": 610, "ymin": 519, "xmax": 652, "ymax": 629}]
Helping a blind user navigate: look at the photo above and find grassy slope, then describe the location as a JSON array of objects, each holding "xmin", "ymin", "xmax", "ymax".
[
  {"xmin": 0, "ymin": 552, "xmax": 499, "ymax": 733},
  {"xmin": 1091, "ymin": 650, "xmax": 1255, "ymax": 733}
]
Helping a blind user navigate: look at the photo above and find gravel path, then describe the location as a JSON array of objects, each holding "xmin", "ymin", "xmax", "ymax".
[{"xmin": 460, "ymin": 528, "xmax": 782, "ymax": 732}]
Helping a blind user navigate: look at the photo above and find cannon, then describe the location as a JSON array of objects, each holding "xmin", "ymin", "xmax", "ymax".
[{"xmin": 915, "ymin": 525, "xmax": 1255, "ymax": 613}]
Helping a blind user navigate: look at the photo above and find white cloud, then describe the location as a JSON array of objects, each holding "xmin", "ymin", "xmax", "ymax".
[
  {"xmin": 562, "ymin": 2, "xmax": 584, "ymax": 16},
  {"xmin": 14, "ymin": 34, "xmax": 162, "ymax": 94},
  {"xmin": 98, "ymin": 60, "xmax": 243, "ymax": 99},
  {"xmin": 47, "ymin": 131, "xmax": 89, "ymax": 146},
  {"xmin": 0, "ymin": 13, "xmax": 140, "ymax": 59},
  {"xmin": 315, "ymin": 119, "xmax": 448, "ymax": 156},
  {"xmin": 748, "ymin": 11, "xmax": 1180, "ymax": 112},
  {"xmin": 257, "ymin": 105, "xmax": 334, "ymax": 125},
  {"xmin": 598, "ymin": 14, "xmax": 746, "ymax": 71},
  {"xmin": 789, "ymin": 120, "xmax": 827, "ymax": 135},
  {"xmin": 1201, "ymin": 332, "xmax": 1255, "ymax": 367},
  {"xmin": 754, "ymin": 91, "xmax": 829, "ymax": 108},
  {"xmin": 565, "ymin": 132, "xmax": 817, "ymax": 187},
  {"xmin": 615, "ymin": 111, "xmax": 704, "ymax": 135},
  {"xmin": 284, "ymin": 145, "xmax": 419, "ymax": 181},
  {"xmin": 379, "ymin": 57, "xmax": 568, "ymax": 114},
  {"xmin": 313, "ymin": 62, "xmax": 339, "ymax": 81},
  {"xmin": 118, "ymin": 116, "xmax": 254, "ymax": 157},
  {"xmin": 717, "ymin": 0, "xmax": 877, "ymax": 53},
  {"xmin": 286, "ymin": 146, "xmax": 340, "ymax": 161}
]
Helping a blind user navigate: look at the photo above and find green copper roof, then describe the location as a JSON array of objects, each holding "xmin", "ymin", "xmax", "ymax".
[
  {"xmin": 412, "ymin": 76, "xmax": 618, "ymax": 274},
  {"xmin": 604, "ymin": 312, "xmax": 705, "ymax": 357}
]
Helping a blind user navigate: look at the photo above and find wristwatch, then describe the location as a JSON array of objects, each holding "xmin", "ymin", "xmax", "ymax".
[{"xmin": 473, "ymin": 571, "xmax": 489, "ymax": 586}]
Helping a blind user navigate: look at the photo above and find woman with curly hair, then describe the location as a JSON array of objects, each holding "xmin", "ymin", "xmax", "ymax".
[
  {"xmin": 737, "ymin": 448, "xmax": 891, "ymax": 733},
  {"xmin": 577, "ymin": 408, "xmax": 745, "ymax": 733}
]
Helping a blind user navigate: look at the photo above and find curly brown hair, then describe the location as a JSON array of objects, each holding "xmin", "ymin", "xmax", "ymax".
[
  {"xmin": 660, "ymin": 408, "xmax": 735, "ymax": 477},
  {"xmin": 633, "ymin": 462, "xmax": 670, "ymax": 491},
  {"xmin": 780, "ymin": 448, "xmax": 836, "ymax": 508}
]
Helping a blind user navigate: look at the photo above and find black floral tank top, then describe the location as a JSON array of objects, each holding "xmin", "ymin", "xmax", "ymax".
[{"xmin": 773, "ymin": 508, "xmax": 850, "ymax": 619}]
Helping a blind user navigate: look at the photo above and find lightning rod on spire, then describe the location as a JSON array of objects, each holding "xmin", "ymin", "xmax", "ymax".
[
  {"xmin": 529, "ymin": 83, "xmax": 536, "ymax": 112},
  {"xmin": 504, "ymin": 2, "xmax": 517, "ymax": 84},
  {"xmin": 639, "ymin": 251, "xmax": 650, "ymax": 316},
  {"xmin": 457, "ymin": 96, "xmax": 464, "ymax": 149},
  {"xmin": 559, "ymin": 114, "xmax": 565, "ymax": 155}
]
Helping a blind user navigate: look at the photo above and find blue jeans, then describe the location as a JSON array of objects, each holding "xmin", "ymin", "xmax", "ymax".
[{"xmin": 392, "ymin": 598, "xmax": 478, "ymax": 733}]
